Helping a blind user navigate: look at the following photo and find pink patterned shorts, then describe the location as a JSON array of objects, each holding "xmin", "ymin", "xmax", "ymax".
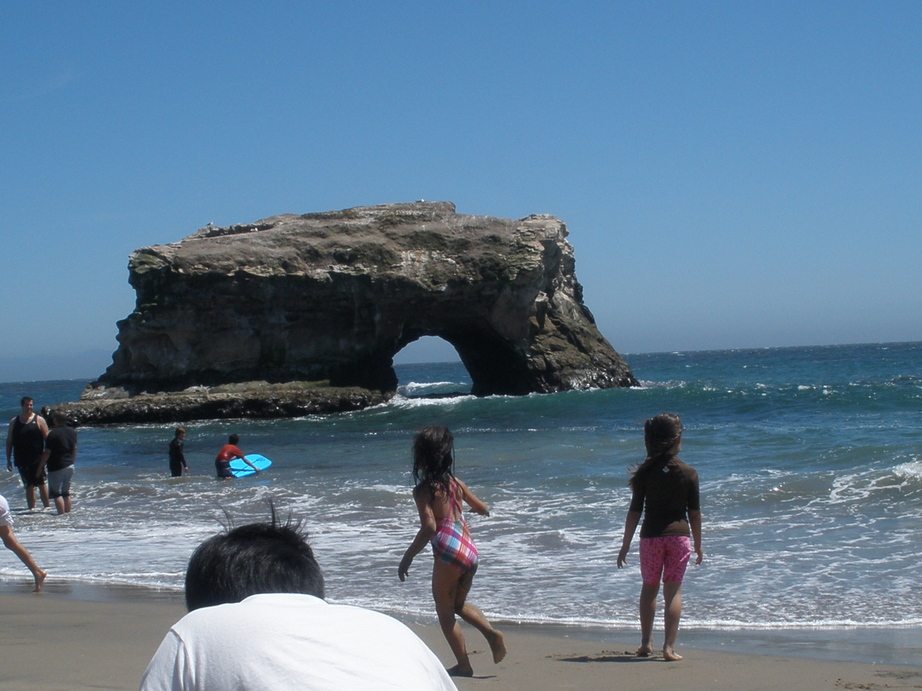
[{"xmin": 639, "ymin": 536, "xmax": 691, "ymax": 585}]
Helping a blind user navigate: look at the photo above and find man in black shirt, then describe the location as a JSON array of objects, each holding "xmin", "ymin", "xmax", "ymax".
[{"xmin": 5, "ymin": 397, "xmax": 50, "ymax": 510}]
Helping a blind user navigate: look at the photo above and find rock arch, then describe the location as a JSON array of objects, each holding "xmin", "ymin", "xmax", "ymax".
[{"xmin": 95, "ymin": 202, "xmax": 636, "ymax": 397}]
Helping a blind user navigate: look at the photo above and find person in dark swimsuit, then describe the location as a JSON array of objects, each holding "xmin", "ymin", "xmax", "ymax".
[
  {"xmin": 5, "ymin": 397, "xmax": 50, "ymax": 510},
  {"xmin": 398, "ymin": 425, "xmax": 505, "ymax": 677},
  {"xmin": 617, "ymin": 413, "xmax": 703, "ymax": 662},
  {"xmin": 169, "ymin": 427, "xmax": 189, "ymax": 477}
]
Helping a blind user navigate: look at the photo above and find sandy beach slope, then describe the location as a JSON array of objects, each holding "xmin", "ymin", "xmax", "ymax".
[{"xmin": 1, "ymin": 589, "xmax": 920, "ymax": 691}]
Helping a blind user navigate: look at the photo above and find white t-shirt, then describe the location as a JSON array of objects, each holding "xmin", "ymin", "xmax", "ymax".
[
  {"xmin": 0, "ymin": 495, "xmax": 12, "ymax": 527},
  {"xmin": 140, "ymin": 593, "xmax": 457, "ymax": 691}
]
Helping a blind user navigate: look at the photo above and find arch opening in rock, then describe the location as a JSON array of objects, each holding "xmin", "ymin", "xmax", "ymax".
[
  {"xmin": 393, "ymin": 335, "xmax": 461, "ymax": 367},
  {"xmin": 393, "ymin": 337, "xmax": 471, "ymax": 397}
]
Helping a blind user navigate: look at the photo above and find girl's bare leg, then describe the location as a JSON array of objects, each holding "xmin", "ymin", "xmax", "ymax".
[
  {"xmin": 0, "ymin": 526, "xmax": 47, "ymax": 592},
  {"xmin": 432, "ymin": 561, "xmax": 473, "ymax": 675},
  {"xmin": 638, "ymin": 582, "xmax": 659, "ymax": 656},
  {"xmin": 662, "ymin": 580, "xmax": 683, "ymax": 661},
  {"xmin": 454, "ymin": 568, "xmax": 506, "ymax": 663}
]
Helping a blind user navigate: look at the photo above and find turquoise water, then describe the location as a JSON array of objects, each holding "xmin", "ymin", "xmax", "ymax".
[{"xmin": 2, "ymin": 343, "xmax": 920, "ymax": 657}]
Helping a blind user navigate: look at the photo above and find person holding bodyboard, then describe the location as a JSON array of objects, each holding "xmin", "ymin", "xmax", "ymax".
[{"xmin": 215, "ymin": 434, "xmax": 260, "ymax": 479}]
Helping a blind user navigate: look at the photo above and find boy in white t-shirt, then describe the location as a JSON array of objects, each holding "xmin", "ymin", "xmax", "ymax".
[{"xmin": 141, "ymin": 516, "xmax": 457, "ymax": 691}]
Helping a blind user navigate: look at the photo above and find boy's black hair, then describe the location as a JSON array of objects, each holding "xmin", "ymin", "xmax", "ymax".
[{"xmin": 184, "ymin": 513, "xmax": 325, "ymax": 611}]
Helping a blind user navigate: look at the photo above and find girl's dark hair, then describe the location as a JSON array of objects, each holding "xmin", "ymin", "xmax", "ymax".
[
  {"xmin": 629, "ymin": 413, "xmax": 683, "ymax": 489},
  {"xmin": 412, "ymin": 425, "xmax": 455, "ymax": 496}
]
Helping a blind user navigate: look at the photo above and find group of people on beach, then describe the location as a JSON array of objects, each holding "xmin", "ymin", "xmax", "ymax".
[
  {"xmin": 2, "ymin": 395, "xmax": 79, "ymax": 592},
  {"xmin": 157, "ymin": 414, "xmax": 700, "ymax": 680},
  {"xmin": 4, "ymin": 405, "xmax": 702, "ymax": 683}
]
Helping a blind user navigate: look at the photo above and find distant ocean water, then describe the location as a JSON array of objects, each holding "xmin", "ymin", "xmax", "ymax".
[{"xmin": 1, "ymin": 343, "xmax": 920, "ymax": 660}]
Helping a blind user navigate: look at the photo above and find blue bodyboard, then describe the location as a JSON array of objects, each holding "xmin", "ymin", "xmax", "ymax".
[{"xmin": 229, "ymin": 454, "xmax": 273, "ymax": 478}]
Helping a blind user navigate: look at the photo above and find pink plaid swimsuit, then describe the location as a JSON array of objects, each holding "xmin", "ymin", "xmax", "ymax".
[{"xmin": 431, "ymin": 479, "xmax": 479, "ymax": 573}]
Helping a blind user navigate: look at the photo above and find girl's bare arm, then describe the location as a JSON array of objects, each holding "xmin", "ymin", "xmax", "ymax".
[
  {"xmin": 689, "ymin": 509, "xmax": 703, "ymax": 564},
  {"xmin": 456, "ymin": 478, "xmax": 490, "ymax": 516},
  {"xmin": 617, "ymin": 510, "xmax": 642, "ymax": 568},
  {"xmin": 398, "ymin": 488, "xmax": 438, "ymax": 581}
]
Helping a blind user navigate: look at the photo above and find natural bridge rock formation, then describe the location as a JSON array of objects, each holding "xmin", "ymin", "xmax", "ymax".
[{"xmin": 92, "ymin": 202, "xmax": 636, "ymax": 398}]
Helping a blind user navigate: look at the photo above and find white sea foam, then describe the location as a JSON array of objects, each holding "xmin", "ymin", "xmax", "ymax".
[
  {"xmin": 398, "ymin": 380, "xmax": 466, "ymax": 396},
  {"xmin": 634, "ymin": 379, "xmax": 687, "ymax": 390},
  {"xmin": 387, "ymin": 393, "xmax": 473, "ymax": 407},
  {"xmin": 893, "ymin": 459, "xmax": 922, "ymax": 481}
]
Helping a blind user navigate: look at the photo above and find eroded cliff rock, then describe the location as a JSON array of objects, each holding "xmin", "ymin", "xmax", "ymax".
[{"xmin": 91, "ymin": 201, "xmax": 636, "ymax": 399}]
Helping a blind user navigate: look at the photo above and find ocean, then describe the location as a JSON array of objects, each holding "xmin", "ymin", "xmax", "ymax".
[{"xmin": 2, "ymin": 342, "xmax": 920, "ymax": 663}]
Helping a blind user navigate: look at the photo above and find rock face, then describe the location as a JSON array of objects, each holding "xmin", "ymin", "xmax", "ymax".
[{"xmin": 93, "ymin": 201, "xmax": 636, "ymax": 397}]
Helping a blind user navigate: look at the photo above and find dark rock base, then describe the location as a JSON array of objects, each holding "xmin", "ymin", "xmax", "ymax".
[{"xmin": 49, "ymin": 381, "xmax": 392, "ymax": 426}]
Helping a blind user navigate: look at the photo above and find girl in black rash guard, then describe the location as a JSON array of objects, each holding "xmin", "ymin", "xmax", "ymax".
[{"xmin": 617, "ymin": 413, "xmax": 703, "ymax": 661}]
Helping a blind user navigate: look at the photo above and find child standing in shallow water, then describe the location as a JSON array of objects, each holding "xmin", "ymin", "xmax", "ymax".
[
  {"xmin": 398, "ymin": 425, "xmax": 506, "ymax": 677},
  {"xmin": 617, "ymin": 412, "xmax": 703, "ymax": 661}
]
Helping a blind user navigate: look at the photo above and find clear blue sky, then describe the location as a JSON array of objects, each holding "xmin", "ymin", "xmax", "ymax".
[{"xmin": 2, "ymin": 1, "xmax": 920, "ymax": 381}]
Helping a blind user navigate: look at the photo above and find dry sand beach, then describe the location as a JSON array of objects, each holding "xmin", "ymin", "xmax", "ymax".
[{"xmin": 1, "ymin": 586, "xmax": 920, "ymax": 691}]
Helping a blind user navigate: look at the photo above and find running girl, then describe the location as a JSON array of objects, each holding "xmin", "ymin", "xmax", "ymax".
[
  {"xmin": 0, "ymin": 493, "xmax": 46, "ymax": 592},
  {"xmin": 398, "ymin": 425, "xmax": 506, "ymax": 677}
]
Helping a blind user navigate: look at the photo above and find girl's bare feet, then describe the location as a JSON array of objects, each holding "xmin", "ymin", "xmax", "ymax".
[
  {"xmin": 635, "ymin": 645, "xmax": 653, "ymax": 657},
  {"xmin": 447, "ymin": 664, "xmax": 474, "ymax": 677},
  {"xmin": 32, "ymin": 569, "xmax": 47, "ymax": 593},
  {"xmin": 663, "ymin": 646, "xmax": 683, "ymax": 661},
  {"xmin": 488, "ymin": 630, "xmax": 507, "ymax": 663}
]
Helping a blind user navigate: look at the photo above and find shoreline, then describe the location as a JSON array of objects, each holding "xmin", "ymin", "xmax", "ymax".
[
  {"xmin": 3, "ymin": 577, "xmax": 921, "ymax": 666},
  {"xmin": 2, "ymin": 578, "xmax": 920, "ymax": 690}
]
